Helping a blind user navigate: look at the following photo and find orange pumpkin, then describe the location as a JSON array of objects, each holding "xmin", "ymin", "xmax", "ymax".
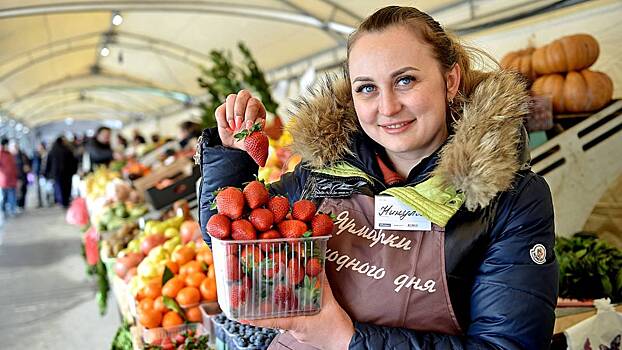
[
  {"xmin": 500, "ymin": 47, "xmax": 537, "ymax": 81},
  {"xmin": 531, "ymin": 69, "xmax": 613, "ymax": 113},
  {"xmin": 532, "ymin": 34, "xmax": 599, "ymax": 75}
]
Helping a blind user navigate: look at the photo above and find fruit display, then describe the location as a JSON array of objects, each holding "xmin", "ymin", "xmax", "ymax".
[
  {"xmin": 211, "ymin": 314, "xmax": 278, "ymax": 350},
  {"xmin": 258, "ymin": 131, "xmax": 301, "ymax": 184},
  {"xmin": 531, "ymin": 34, "xmax": 599, "ymax": 75},
  {"xmin": 143, "ymin": 324, "xmax": 210, "ymax": 349},
  {"xmin": 123, "ymin": 158, "xmax": 152, "ymax": 180},
  {"xmin": 206, "ymin": 181, "xmax": 332, "ymax": 320},
  {"xmin": 95, "ymin": 201, "xmax": 149, "ymax": 232},
  {"xmin": 84, "ymin": 166, "xmax": 122, "ymax": 202},
  {"xmin": 102, "ymin": 222, "xmax": 142, "ymax": 259},
  {"xmin": 531, "ymin": 69, "xmax": 614, "ymax": 113}
]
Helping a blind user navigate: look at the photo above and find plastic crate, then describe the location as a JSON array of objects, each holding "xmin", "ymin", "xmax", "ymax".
[
  {"xmin": 142, "ymin": 322, "xmax": 205, "ymax": 345},
  {"xmin": 211, "ymin": 314, "xmax": 279, "ymax": 350},
  {"xmin": 210, "ymin": 236, "xmax": 329, "ymax": 320},
  {"xmin": 145, "ymin": 166, "xmax": 200, "ymax": 210}
]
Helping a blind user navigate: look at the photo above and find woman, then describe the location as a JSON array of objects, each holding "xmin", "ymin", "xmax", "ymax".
[
  {"xmin": 85, "ymin": 126, "xmax": 114, "ymax": 169},
  {"xmin": 198, "ymin": 6, "xmax": 558, "ymax": 349}
]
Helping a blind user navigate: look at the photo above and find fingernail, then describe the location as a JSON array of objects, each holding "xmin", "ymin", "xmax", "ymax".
[{"xmin": 246, "ymin": 121, "xmax": 252, "ymax": 129}]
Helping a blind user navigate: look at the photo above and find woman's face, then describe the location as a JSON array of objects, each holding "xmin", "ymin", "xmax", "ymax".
[{"xmin": 348, "ymin": 25, "xmax": 456, "ymax": 157}]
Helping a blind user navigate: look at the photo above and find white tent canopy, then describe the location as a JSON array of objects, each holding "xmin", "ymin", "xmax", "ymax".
[{"xmin": 0, "ymin": 0, "xmax": 618, "ymax": 138}]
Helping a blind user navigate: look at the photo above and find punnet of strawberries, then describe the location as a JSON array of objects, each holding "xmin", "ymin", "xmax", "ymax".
[{"xmin": 206, "ymin": 180, "xmax": 334, "ymax": 320}]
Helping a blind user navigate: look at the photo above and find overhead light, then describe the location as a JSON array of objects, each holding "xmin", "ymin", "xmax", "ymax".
[
  {"xmin": 112, "ymin": 12, "xmax": 123, "ymax": 26},
  {"xmin": 100, "ymin": 46, "xmax": 110, "ymax": 57},
  {"xmin": 65, "ymin": 118, "xmax": 74, "ymax": 125}
]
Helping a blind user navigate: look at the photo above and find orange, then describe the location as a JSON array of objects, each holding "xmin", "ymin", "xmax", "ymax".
[
  {"xmin": 153, "ymin": 296, "xmax": 166, "ymax": 313},
  {"xmin": 138, "ymin": 297, "xmax": 154, "ymax": 313},
  {"xmin": 162, "ymin": 311, "xmax": 184, "ymax": 328},
  {"xmin": 207, "ymin": 264, "xmax": 216, "ymax": 280},
  {"xmin": 185, "ymin": 272, "xmax": 206, "ymax": 288},
  {"xmin": 186, "ymin": 306, "xmax": 202, "ymax": 322},
  {"xmin": 180, "ymin": 260, "xmax": 203, "ymax": 275},
  {"xmin": 165, "ymin": 260, "xmax": 179, "ymax": 274},
  {"xmin": 196, "ymin": 248, "xmax": 213, "ymax": 266},
  {"xmin": 172, "ymin": 247, "xmax": 195, "ymax": 266},
  {"xmin": 176, "ymin": 286, "xmax": 200, "ymax": 307},
  {"xmin": 162, "ymin": 276, "xmax": 185, "ymax": 298},
  {"xmin": 141, "ymin": 280, "xmax": 162, "ymax": 300},
  {"xmin": 200, "ymin": 277, "xmax": 217, "ymax": 302},
  {"xmin": 138, "ymin": 308, "xmax": 162, "ymax": 329}
]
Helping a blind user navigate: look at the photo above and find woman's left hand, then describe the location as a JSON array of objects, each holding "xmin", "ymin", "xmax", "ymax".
[{"xmin": 242, "ymin": 275, "xmax": 354, "ymax": 350}]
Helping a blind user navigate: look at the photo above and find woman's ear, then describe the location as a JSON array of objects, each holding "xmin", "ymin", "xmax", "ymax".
[{"xmin": 446, "ymin": 63, "xmax": 461, "ymax": 100}]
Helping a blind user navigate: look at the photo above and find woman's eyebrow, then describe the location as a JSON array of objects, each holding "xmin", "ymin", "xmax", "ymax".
[{"xmin": 391, "ymin": 66, "xmax": 419, "ymax": 78}]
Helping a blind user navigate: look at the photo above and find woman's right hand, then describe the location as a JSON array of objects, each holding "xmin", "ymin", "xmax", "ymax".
[{"xmin": 214, "ymin": 90, "xmax": 267, "ymax": 150}]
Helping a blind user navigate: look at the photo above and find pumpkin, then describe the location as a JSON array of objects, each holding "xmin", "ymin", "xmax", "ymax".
[
  {"xmin": 532, "ymin": 34, "xmax": 599, "ymax": 75},
  {"xmin": 500, "ymin": 47, "xmax": 537, "ymax": 81},
  {"xmin": 531, "ymin": 69, "xmax": 613, "ymax": 114}
]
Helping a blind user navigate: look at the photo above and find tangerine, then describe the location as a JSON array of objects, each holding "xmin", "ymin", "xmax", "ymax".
[
  {"xmin": 165, "ymin": 260, "xmax": 179, "ymax": 274},
  {"xmin": 185, "ymin": 272, "xmax": 206, "ymax": 288},
  {"xmin": 196, "ymin": 248, "xmax": 213, "ymax": 266},
  {"xmin": 153, "ymin": 296, "xmax": 166, "ymax": 313},
  {"xmin": 162, "ymin": 311, "xmax": 184, "ymax": 328},
  {"xmin": 200, "ymin": 277, "xmax": 217, "ymax": 302},
  {"xmin": 138, "ymin": 308, "xmax": 162, "ymax": 329},
  {"xmin": 180, "ymin": 260, "xmax": 203, "ymax": 275},
  {"xmin": 138, "ymin": 297, "xmax": 154, "ymax": 313},
  {"xmin": 172, "ymin": 247, "xmax": 195, "ymax": 266},
  {"xmin": 162, "ymin": 276, "xmax": 185, "ymax": 298},
  {"xmin": 176, "ymin": 286, "xmax": 200, "ymax": 307},
  {"xmin": 141, "ymin": 280, "xmax": 162, "ymax": 300},
  {"xmin": 186, "ymin": 306, "xmax": 202, "ymax": 322}
]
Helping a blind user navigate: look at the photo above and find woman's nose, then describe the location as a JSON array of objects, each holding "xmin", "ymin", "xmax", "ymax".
[{"xmin": 378, "ymin": 90, "xmax": 401, "ymax": 116}]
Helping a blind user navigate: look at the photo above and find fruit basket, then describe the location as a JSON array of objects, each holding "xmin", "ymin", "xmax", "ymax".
[
  {"xmin": 211, "ymin": 236, "xmax": 329, "ymax": 320},
  {"xmin": 211, "ymin": 313, "xmax": 279, "ymax": 350}
]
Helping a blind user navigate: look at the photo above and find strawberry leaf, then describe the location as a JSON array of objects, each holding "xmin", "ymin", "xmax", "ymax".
[
  {"xmin": 302, "ymin": 231, "xmax": 312, "ymax": 238},
  {"xmin": 234, "ymin": 129, "xmax": 249, "ymax": 141},
  {"xmin": 210, "ymin": 201, "xmax": 217, "ymax": 211},
  {"xmin": 162, "ymin": 296, "xmax": 187, "ymax": 321}
]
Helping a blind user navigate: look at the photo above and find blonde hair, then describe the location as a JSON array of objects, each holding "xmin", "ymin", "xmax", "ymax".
[{"xmin": 347, "ymin": 6, "xmax": 496, "ymax": 106}]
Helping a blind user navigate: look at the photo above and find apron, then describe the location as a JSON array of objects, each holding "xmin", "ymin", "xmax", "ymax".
[{"xmin": 269, "ymin": 194, "xmax": 462, "ymax": 349}]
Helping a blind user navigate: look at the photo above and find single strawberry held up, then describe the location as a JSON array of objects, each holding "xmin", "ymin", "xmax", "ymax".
[{"xmin": 234, "ymin": 122, "xmax": 269, "ymax": 167}]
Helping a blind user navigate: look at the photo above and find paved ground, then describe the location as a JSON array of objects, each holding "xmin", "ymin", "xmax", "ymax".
[{"xmin": 0, "ymin": 206, "xmax": 119, "ymax": 349}]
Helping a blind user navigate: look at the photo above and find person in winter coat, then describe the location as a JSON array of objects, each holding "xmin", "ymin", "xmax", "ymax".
[
  {"xmin": 45, "ymin": 137, "xmax": 78, "ymax": 208},
  {"xmin": 12, "ymin": 143, "xmax": 31, "ymax": 211},
  {"xmin": 0, "ymin": 138, "xmax": 18, "ymax": 216},
  {"xmin": 197, "ymin": 6, "xmax": 558, "ymax": 350},
  {"xmin": 85, "ymin": 126, "xmax": 114, "ymax": 169}
]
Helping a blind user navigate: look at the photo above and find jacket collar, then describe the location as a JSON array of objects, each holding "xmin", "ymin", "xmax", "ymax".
[{"xmin": 288, "ymin": 70, "xmax": 531, "ymax": 211}]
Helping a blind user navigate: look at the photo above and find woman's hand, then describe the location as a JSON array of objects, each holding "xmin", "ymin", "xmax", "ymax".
[
  {"xmin": 214, "ymin": 89, "xmax": 266, "ymax": 150},
  {"xmin": 242, "ymin": 276, "xmax": 354, "ymax": 350}
]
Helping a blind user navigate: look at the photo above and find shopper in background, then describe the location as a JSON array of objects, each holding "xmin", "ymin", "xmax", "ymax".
[
  {"xmin": 0, "ymin": 138, "xmax": 18, "ymax": 217},
  {"xmin": 45, "ymin": 136, "xmax": 78, "ymax": 208},
  {"xmin": 115, "ymin": 134, "xmax": 128, "ymax": 152},
  {"xmin": 31, "ymin": 142, "xmax": 47, "ymax": 208},
  {"xmin": 199, "ymin": 5, "xmax": 557, "ymax": 350},
  {"xmin": 12, "ymin": 143, "xmax": 31, "ymax": 211},
  {"xmin": 150, "ymin": 133, "xmax": 161, "ymax": 145},
  {"xmin": 85, "ymin": 126, "xmax": 113, "ymax": 169},
  {"xmin": 178, "ymin": 121, "xmax": 201, "ymax": 149}
]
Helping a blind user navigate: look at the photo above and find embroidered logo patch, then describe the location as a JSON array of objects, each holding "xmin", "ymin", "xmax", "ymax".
[{"xmin": 529, "ymin": 244, "xmax": 547, "ymax": 264}]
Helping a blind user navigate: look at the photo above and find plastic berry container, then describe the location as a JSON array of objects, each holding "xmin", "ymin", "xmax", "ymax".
[
  {"xmin": 210, "ymin": 236, "xmax": 329, "ymax": 320},
  {"xmin": 211, "ymin": 313, "xmax": 279, "ymax": 350}
]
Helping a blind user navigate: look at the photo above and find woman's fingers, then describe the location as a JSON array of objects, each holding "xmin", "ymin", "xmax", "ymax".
[
  {"xmin": 225, "ymin": 94, "xmax": 237, "ymax": 130},
  {"xmin": 244, "ymin": 97, "xmax": 266, "ymax": 129},
  {"xmin": 214, "ymin": 103, "xmax": 230, "ymax": 131}
]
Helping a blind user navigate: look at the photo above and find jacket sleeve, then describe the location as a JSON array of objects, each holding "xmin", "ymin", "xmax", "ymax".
[
  {"xmin": 198, "ymin": 128, "xmax": 258, "ymax": 244},
  {"xmin": 267, "ymin": 164, "xmax": 309, "ymax": 202},
  {"xmin": 349, "ymin": 174, "xmax": 559, "ymax": 350}
]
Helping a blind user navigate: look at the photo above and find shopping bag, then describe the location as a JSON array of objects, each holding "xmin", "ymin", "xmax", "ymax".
[
  {"xmin": 84, "ymin": 226, "xmax": 100, "ymax": 266},
  {"xmin": 565, "ymin": 298, "xmax": 622, "ymax": 350},
  {"xmin": 66, "ymin": 197, "xmax": 89, "ymax": 226}
]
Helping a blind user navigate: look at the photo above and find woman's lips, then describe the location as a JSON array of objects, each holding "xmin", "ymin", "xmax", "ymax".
[{"xmin": 379, "ymin": 120, "xmax": 415, "ymax": 133}]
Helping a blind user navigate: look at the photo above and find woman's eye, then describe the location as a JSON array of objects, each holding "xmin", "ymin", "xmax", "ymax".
[
  {"xmin": 356, "ymin": 85, "xmax": 376, "ymax": 94},
  {"xmin": 397, "ymin": 76, "xmax": 414, "ymax": 86}
]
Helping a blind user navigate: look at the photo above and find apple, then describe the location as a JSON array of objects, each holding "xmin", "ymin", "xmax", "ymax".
[{"xmin": 141, "ymin": 233, "xmax": 166, "ymax": 255}]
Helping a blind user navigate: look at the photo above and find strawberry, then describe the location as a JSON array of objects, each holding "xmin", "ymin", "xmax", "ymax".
[
  {"xmin": 241, "ymin": 276, "xmax": 253, "ymax": 291},
  {"xmin": 258, "ymin": 229, "xmax": 281, "ymax": 252},
  {"xmin": 215, "ymin": 187, "xmax": 245, "ymax": 220},
  {"xmin": 273, "ymin": 285, "xmax": 298, "ymax": 309},
  {"xmin": 226, "ymin": 254, "xmax": 241, "ymax": 280},
  {"xmin": 249, "ymin": 208, "xmax": 274, "ymax": 232},
  {"xmin": 292, "ymin": 200, "xmax": 317, "ymax": 222},
  {"xmin": 206, "ymin": 214, "xmax": 231, "ymax": 239},
  {"xmin": 268, "ymin": 196, "xmax": 289, "ymax": 224},
  {"xmin": 231, "ymin": 219, "xmax": 257, "ymax": 241},
  {"xmin": 278, "ymin": 220, "xmax": 308, "ymax": 239},
  {"xmin": 240, "ymin": 245, "xmax": 263, "ymax": 272},
  {"xmin": 287, "ymin": 258, "xmax": 305, "ymax": 285},
  {"xmin": 311, "ymin": 213, "xmax": 334, "ymax": 236},
  {"xmin": 243, "ymin": 180, "xmax": 269, "ymax": 209},
  {"xmin": 306, "ymin": 258, "xmax": 322, "ymax": 277},
  {"xmin": 261, "ymin": 258, "xmax": 279, "ymax": 279},
  {"xmin": 234, "ymin": 123, "xmax": 269, "ymax": 167},
  {"xmin": 269, "ymin": 250, "xmax": 288, "ymax": 268},
  {"xmin": 229, "ymin": 284, "xmax": 246, "ymax": 309}
]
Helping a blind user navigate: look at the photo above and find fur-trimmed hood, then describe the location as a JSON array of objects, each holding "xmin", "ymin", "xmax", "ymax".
[{"xmin": 287, "ymin": 70, "xmax": 531, "ymax": 211}]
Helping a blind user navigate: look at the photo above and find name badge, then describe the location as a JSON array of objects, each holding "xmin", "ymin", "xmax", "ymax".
[{"xmin": 374, "ymin": 196, "xmax": 432, "ymax": 231}]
